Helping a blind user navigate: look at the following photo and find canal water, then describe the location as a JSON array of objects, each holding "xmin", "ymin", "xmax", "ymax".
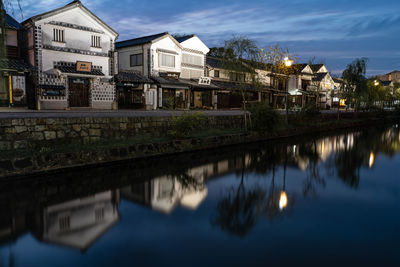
[{"xmin": 0, "ymin": 126, "xmax": 399, "ymax": 266}]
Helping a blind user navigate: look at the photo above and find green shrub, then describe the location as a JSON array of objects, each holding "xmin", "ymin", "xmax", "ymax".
[
  {"xmin": 301, "ymin": 103, "xmax": 321, "ymax": 118},
  {"xmin": 170, "ymin": 112, "xmax": 206, "ymax": 139},
  {"xmin": 249, "ymin": 102, "xmax": 282, "ymax": 132}
]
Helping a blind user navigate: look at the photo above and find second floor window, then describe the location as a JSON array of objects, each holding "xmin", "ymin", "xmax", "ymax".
[
  {"xmin": 53, "ymin": 28, "xmax": 65, "ymax": 43},
  {"xmin": 214, "ymin": 70, "xmax": 220, "ymax": 78},
  {"xmin": 130, "ymin": 53, "xmax": 143, "ymax": 67},
  {"xmin": 91, "ymin": 35, "xmax": 101, "ymax": 48},
  {"xmin": 160, "ymin": 53, "xmax": 175, "ymax": 68},
  {"xmin": 182, "ymin": 53, "xmax": 202, "ymax": 66}
]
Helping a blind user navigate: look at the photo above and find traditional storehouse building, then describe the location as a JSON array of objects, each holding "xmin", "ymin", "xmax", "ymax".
[
  {"xmin": 206, "ymin": 56, "xmax": 260, "ymax": 109},
  {"xmin": 0, "ymin": 14, "xmax": 33, "ymax": 107},
  {"xmin": 117, "ymin": 32, "xmax": 214, "ymax": 109},
  {"xmin": 22, "ymin": 0, "xmax": 119, "ymax": 110},
  {"xmin": 174, "ymin": 34, "xmax": 216, "ymax": 109},
  {"xmin": 117, "ymin": 32, "xmax": 189, "ymax": 109}
]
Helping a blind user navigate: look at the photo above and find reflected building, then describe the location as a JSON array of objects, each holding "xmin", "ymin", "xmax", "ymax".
[
  {"xmin": 121, "ymin": 176, "xmax": 207, "ymax": 214},
  {"xmin": 39, "ymin": 190, "xmax": 120, "ymax": 251},
  {"xmin": 0, "ymin": 190, "xmax": 120, "ymax": 252}
]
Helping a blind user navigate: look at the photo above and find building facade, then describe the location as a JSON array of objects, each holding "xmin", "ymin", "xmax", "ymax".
[
  {"xmin": 0, "ymin": 14, "xmax": 32, "ymax": 107},
  {"xmin": 117, "ymin": 32, "xmax": 214, "ymax": 110},
  {"xmin": 22, "ymin": 0, "xmax": 118, "ymax": 110}
]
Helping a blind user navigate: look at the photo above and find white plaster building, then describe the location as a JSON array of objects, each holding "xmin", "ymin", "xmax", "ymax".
[
  {"xmin": 22, "ymin": 0, "xmax": 118, "ymax": 110},
  {"xmin": 117, "ymin": 33, "xmax": 214, "ymax": 109}
]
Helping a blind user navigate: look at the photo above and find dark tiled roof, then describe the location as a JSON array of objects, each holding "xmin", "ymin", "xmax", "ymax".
[
  {"xmin": 23, "ymin": 1, "xmax": 118, "ymax": 36},
  {"xmin": 0, "ymin": 58, "xmax": 33, "ymax": 71},
  {"xmin": 180, "ymin": 78, "xmax": 218, "ymax": 89},
  {"xmin": 116, "ymin": 32, "xmax": 168, "ymax": 49},
  {"xmin": 380, "ymin": 80, "xmax": 392, "ymax": 86},
  {"xmin": 151, "ymin": 76, "xmax": 189, "ymax": 89},
  {"xmin": 6, "ymin": 14, "xmax": 24, "ymax": 30},
  {"xmin": 206, "ymin": 56, "xmax": 253, "ymax": 73},
  {"xmin": 206, "ymin": 56, "xmax": 223, "ymax": 68},
  {"xmin": 310, "ymin": 64, "xmax": 324, "ymax": 73},
  {"xmin": 312, "ymin": 72, "xmax": 328, "ymax": 82},
  {"xmin": 174, "ymin": 34, "xmax": 195, "ymax": 43},
  {"xmin": 115, "ymin": 71, "xmax": 152, "ymax": 83},
  {"xmin": 55, "ymin": 65, "xmax": 104, "ymax": 76}
]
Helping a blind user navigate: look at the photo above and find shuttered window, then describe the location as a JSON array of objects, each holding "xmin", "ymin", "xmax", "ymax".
[
  {"xmin": 53, "ymin": 28, "xmax": 65, "ymax": 43},
  {"xmin": 91, "ymin": 35, "xmax": 101, "ymax": 48},
  {"xmin": 160, "ymin": 53, "xmax": 175, "ymax": 67},
  {"xmin": 130, "ymin": 53, "xmax": 143, "ymax": 66},
  {"xmin": 182, "ymin": 53, "xmax": 202, "ymax": 66}
]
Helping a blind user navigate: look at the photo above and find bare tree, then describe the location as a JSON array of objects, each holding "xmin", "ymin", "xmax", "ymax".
[
  {"xmin": 259, "ymin": 44, "xmax": 299, "ymax": 124},
  {"xmin": 220, "ymin": 36, "xmax": 261, "ymax": 130}
]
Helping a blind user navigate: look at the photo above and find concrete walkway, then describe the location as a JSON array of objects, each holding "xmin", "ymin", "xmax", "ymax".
[{"xmin": 0, "ymin": 107, "xmax": 246, "ymax": 119}]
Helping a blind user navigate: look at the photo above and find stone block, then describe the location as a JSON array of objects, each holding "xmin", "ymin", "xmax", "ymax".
[
  {"xmin": 11, "ymin": 119, "xmax": 24, "ymax": 126},
  {"xmin": 89, "ymin": 129, "xmax": 101, "ymax": 137},
  {"xmin": 13, "ymin": 140, "xmax": 28, "ymax": 149},
  {"xmin": 35, "ymin": 125, "xmax": 46, "ymax": 132},
  {"xmin": 44, "ymin": 131, "xmax": 57, "ymax": 140},
  {"xmin": 72, "ymin": 124, "xmax": 81, "ymax": 132},
  {"xmin": 5, "ymin": 128, "xmax": 16, "ymax": 134},
  {"xmin": 120, "ymin": 123, "xmax": 127, "ymax": 130},
  {"xmin": 31, "ymin": 132, "xmax": 44, "ymax": 140},
  {"xmin": 15, "ymin": 126, "xmax": 28, "ymax": 133},
  {"xmin": 57, "ymin": 131, "xmax": 66, "ymax": 139}
]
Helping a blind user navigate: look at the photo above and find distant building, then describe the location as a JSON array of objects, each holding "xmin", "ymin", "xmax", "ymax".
[
  {"xmin": 379, "ymin": 70, "xmax": 400, "ymax": 83},
  {"xmin": 0, "ymin": 14, "xmax": 33, "ymax": 107},
  {"xmin": 22, "ymin": 0, "xmax": 119, "ymax": 110}
]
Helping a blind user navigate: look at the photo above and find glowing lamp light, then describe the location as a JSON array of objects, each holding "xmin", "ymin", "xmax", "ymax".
[
  {"xmin": 279, "ymin": 191, "xmax": 288, "ymax": 210},
  {"xmin": 369, "ymin": 152, "xmax": 375, "ymax": 168},
  {"xmin": 284, "ymin": 57, "xmax": 293, "ymax": 67},
  {"xmin": 374, "ymin": 80, "xmax": 379, "ymax": 86}
]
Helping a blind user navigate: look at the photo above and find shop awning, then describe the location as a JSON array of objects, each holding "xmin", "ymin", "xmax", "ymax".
[
  {"xmin": 55, "ymin": 65, "xmax": 105, "ymax": 76},
  {"xmin": 151, "ymin": 76, "xmax": 189, "ymax": 89},
  {"xmin": 114, "ymin": 71, "xmax": 152, "ymax": 84},
  {"xmin": 0, "ymin": 58, "xmax": 33, "ymax": 73},
  {"xmin": 181, "ymin": 78, "xmax": 219, "ymax": 90}
]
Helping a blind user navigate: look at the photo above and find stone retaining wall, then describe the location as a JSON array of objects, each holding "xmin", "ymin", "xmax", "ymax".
[
  {"xmin": 1, "ymin": 116, "xmax": 398, "ymax": 178},
  {"xmin": 0, "ymin": 115, "xmax": 244, "ymax": 151}
]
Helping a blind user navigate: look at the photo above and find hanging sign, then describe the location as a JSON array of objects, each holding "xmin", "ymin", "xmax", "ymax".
[
  {"xmin": 76, "ymin": 61, "xmax": 92, "ymax": 72},
  {"xmin": 199, "ymin": 77, "xmax": 211, "ymax": 85}
]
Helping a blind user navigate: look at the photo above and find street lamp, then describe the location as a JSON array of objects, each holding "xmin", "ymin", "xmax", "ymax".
[
  {"xmin": 283, "ymin": 57, "xmax": 293, "ymax": 123},
  {"xmin": 374, "ymin": 80, "xmax": 379, "ymax": 86}
]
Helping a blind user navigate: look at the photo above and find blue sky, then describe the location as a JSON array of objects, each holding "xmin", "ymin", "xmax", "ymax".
[{"xmin": 9, "ymin": 0, "xmax": 400, "ymax": 76}]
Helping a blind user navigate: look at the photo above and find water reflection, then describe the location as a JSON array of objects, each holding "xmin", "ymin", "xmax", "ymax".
[
  {"xmin": 41, "ymin": 190, "xmax": 120, "ymax": 251},
  {"xmin": 0, "ymin": 125, "xmax": 399, "ymax": 257}
]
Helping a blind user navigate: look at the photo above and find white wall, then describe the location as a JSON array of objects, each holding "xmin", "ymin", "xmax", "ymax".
[{"xmin": 150, "ymin": 36, "xmax": 182, "ymax": 75}]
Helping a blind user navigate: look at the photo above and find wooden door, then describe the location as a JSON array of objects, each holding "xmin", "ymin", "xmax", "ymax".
[{"xmin": 69, "ymin": 78, "xmax": 89, "ymax": 107}]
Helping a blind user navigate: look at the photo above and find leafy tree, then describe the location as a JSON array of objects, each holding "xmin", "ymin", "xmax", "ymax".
[{"xmin": 341, "ymin": 58, "xmax": 368, "ymax": 112}]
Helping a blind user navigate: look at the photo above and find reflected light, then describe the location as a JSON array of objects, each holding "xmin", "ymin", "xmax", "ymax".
[
  {"xmin": 279, "ymin": 191, "xmax": 288, "ymax": 210},
  {"xmin": 369, "ymin": 152, "xmax": 375, "ymax": 168}
]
